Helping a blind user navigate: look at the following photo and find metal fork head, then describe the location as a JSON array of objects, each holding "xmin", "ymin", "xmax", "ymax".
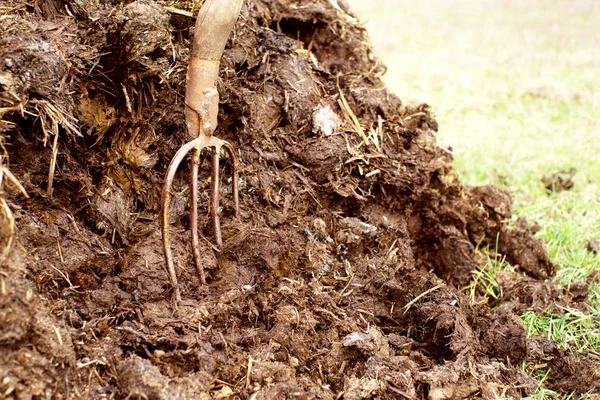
[
  {"xmin": 161, "ymin": 135, "xmax": 239, "ymax": 304},
  {"xmin": 161, "ymin": 0, "xmax": 244, "ymax": 307}
]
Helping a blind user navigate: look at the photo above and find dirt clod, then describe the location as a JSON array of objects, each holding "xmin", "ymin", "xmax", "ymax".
[
  {"xmin": 587, "ymin": 238, "xmax": 599, "ymax": 254},
  {"xmin": 542, "ymin": 168, "xmax": 576, "ymax": 193}
]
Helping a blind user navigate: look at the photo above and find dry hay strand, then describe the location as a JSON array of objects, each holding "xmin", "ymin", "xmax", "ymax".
[
  {"xmin": 0, "ymin": 154, "xmax": 29, "ymax": 262},
  {"xmin": 31, "ymin": 99, "xmax": 80, "ymax": 198}
]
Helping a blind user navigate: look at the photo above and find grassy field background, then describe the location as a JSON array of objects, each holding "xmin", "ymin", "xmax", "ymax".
[{"xmin": 345, "ymin": 0, "xmax": 600, "ymax": 397}]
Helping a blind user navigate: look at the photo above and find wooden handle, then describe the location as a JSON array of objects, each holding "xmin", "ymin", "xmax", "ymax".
[
  {"xmin": 192, "ymin": 0, "xmax": 244, "ymax": 60},
  {"xmin": 185, "ymin": 0, "xmax": 243, "ymax": 138}
]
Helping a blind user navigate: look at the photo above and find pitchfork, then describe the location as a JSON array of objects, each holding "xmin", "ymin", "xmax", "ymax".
[{"xmin": 161, "ymin": 0, "xmax": 243, "ymax": 304}]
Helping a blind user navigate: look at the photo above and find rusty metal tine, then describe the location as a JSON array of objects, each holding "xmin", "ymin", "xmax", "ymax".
[
  {"xmin": 189, "ymin": 141, "xmax": 238, "ymax": 284},
  {"xmin": 163, "ymin": 0, "xmax": 243, "ymax": 305},
  {"xmin": 161, "ymin": 138, "xmax": 200, "ymax": 305},
  {"xmin": 211, "ymin": 147, "xmax": 222, "ymax": 246},
  {"xmin": 190, "ymin": 148, "xmax": 206, "ymax": 284},
  {"xmin": 163, "ymin": 136, "xmax": 238, "ymax": 301}
]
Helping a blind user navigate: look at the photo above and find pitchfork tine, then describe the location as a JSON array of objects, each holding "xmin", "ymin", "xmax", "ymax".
[
  {"xmin": 211, "ymin": 148, "xmax": 222, "ymax": 246},
  {"xmin": 161, "ymin": 138, "xmax": 199, "ymax": 305},
  {"xmin": 190, "ymin": 143, "xmax": 239, "ymax": 285},
  {"xmin": 161, "ymin": 0, "xmax": 244, "ymax": 306},
  {"xmin": 163, "ymin": 138, "xmax": 239, "ymax": 300},
  {"xmin": 190, "ymin": 147, "xmax": 204, "ymax": 284}
]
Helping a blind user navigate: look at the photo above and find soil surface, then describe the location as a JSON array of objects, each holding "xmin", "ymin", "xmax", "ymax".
[{"xmin": 0, "ymin": 0, "xmax": 597, "ymax": 398}]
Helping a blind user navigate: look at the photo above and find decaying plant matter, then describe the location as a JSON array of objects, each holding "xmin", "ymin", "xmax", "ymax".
[
  {"xmin": 161, "ymin": 0, "xmax": 243, "ymax": 304},
  {"xmin": 0, "ymin": 0, "xmax": 597, "ymax": 398}
]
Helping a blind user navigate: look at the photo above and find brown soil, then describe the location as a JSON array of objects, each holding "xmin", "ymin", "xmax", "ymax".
[
  {"xmin": 542, "ymin": 169, "xmax": 576, "ymax": 193},
  {"xmin": 0, "ymin": 0, "xmax": 597, "ymax": 398}
]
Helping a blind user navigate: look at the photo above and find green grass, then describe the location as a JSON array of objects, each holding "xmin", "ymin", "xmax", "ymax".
[
  {"xmin": 522, "ymin": 308, "xmax": 600, "ymax": 353},
  {"xmin": 346, "ymin": 0, "xmax": 600, "ymax": 397},
  {"xmin": 521, "ymin": 386, "xmax": 585, "ymax": 400},
  {"xmin": 520, "ymin": 359, "xmax": 596, "ymax": 400},
  {"xmin": 467, "ymin": 241, "xmax": 511, "ymax": 303}
]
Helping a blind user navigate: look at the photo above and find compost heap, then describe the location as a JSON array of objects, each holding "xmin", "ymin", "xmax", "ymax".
[{"xmin": 1, "ymin": 0, "xmax": 598, "ymax": 398}]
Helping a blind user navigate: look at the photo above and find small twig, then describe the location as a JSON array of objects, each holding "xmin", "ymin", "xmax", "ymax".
[
  {"xmin": 1, "ymin": 166, "xmax": 29, "ymax": 198},
  {"xmin": 93, "ymin": 368, "xmax": 105, "ymax": 386},
  {"xmin": 378, "ymin": 115, "xmax": 384, "ymax": 149},
  {"xmin": 314, "ymin": 307, "xmax": 342, "ymax": 322},
  {"xmin": 46, "ymin": 131, "xmax": 59, "ymax": 198},
  {"xmin": 48, "ymin": 264, "xmax": 74, "ymax": 288},
  {"xmin": 245, "ymin": 356, "xmax": 253, "ymax": 388},
  {"xmin": 65, "ymin": 213, "xmax": 80, "ymax": 233},
  {"xmin": 356, "ymin": 308, "xmax": 374, "ymax": 316},
  {"xmin": 387, "ymin": 383, "xmax": 412, "ymax": 399},
  {"xmin": 337, "ymin": 273, "xmax": 354, "ymax": 304},
  {"xmin": 52, "ymin": 325, "xmax": 63, "ymax": 346},
  {"xmin": 31, "ymin": 99, "xmax": 80, "ymax": 198},
  {"xmin": 121, "ymin": 83, "xmax": 133, "ymax": 116},
  {"xmin": 403, "ymin": 283, "xmax": 444, "ymax": 315},
  {"xmin": 337, "ymin": 89, "xmax": 368, "ymax": 144},
  {"xmin": 213, "ymin": 378, "xmax": 235, "ymax": 387},
  {"xmin": 163, "ymin": 6, "xmax": 193, "ymax": 17},
  {"xmin": 0, "ymin": 104, "xmax": 22, "ymax": 116},
  {"xmin": 0, "ymin": 199, "xmax": 15, "ymax": 261},
  {"xmin": 56, "ymin": 236, "xmax": 64, "ymax": 264},
  {"xmin": 116, "ymin": 325, "xmax": 150, "ymax": 341},
  {"xmin": 77, "ymin": 359, "xmax": 107, "ymax": 369},
  {"xmin": 218, "ymin": 331, "xmax": 229, "ymax": 349}
]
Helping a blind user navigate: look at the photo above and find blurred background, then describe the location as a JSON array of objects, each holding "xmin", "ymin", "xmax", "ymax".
[
  {"xmin": 345, "ymin": 0, "xmax": 600, "ymax": 257},
  {"xmin": 345, "ymin": 0, "xmax": 599, "ymax": 192},
  {"xmin": 345, "ymin": 0, "xmax": 600, "ymax": 390}
]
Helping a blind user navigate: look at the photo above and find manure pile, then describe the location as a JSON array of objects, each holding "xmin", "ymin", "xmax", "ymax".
[{"xmin": 0, "ymin": 0, "xmax": 597, "ymax": 398}]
